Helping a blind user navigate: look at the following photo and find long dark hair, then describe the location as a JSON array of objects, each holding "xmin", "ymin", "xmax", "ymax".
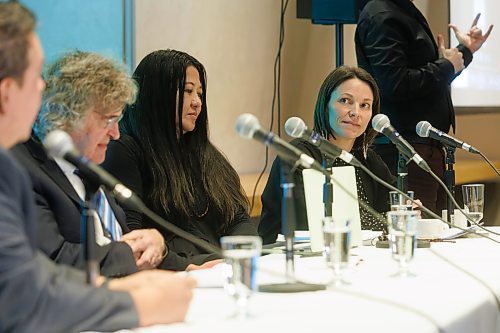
[
  {"xmin": 120, "ymin": 49, "xmax": 248, "ymax": 231},
  {"xmin": 313, "ymin": 66, "xmax": 380, "ymax": 152}
]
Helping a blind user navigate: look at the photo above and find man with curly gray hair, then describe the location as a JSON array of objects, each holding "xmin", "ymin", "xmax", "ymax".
[{"xmin": 12, "ymin": 50, "xmax": 168, "ymax": 276}]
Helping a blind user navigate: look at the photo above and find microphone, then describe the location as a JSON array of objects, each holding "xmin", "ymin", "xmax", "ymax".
[
  {"xmin": 284, "ymin": 117, "xmax": 362, "ymax": 167},
  {"xmin": 371, "ymin": 114, "xmax": 431, "ymax": 172},
  {"xmin": 43, "ymin": 130, "xmax": 139, "ymax": 206},
  {"xmin": 416, "ymin": 121, "xmax": 480, "ymax": 154},
  {"xmin": 235, "ymin": 113, "xmax": 323, "ymax": 173}
]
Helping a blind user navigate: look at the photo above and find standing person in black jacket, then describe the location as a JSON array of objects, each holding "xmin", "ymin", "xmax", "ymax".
[
  {"xmin": 355, "ymin": 0, "xmax": 493, "ymax": 213},
  {"xmin": 259, "ymin": 66, "xmax": 396, "ymax": 244}
]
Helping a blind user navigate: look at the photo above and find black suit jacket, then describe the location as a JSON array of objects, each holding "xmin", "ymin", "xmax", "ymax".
[
  {"xmin": 355, "ymin": 0, "xmax": 473, "ymax": 137},
  {"xmin": 11, "ymin": 137, "xmax": 138, "ymax": 277},
  {"xmin": 0, "ymin": 148, "xmax": 139, "ymax": 332}
]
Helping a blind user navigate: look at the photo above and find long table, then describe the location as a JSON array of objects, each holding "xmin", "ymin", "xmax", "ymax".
[{"xmin": 95, "ymin": 230, "xmax": 500, "ymax": 333}]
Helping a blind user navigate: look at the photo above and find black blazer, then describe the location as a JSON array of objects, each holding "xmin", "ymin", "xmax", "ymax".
[
  {"xmin": 258, "ymin": 139, "xmax": 396, "ymax": 244},
  {"xmin": 0, "ymin": 148, "xmax": 138, "ymax": 332},
  {"xmin": 355, "ymin": 0, "xmax": 473, "ymax": 137},
  {"xmin": 11, "ymin": 138, "xmax": 138, "ymax": 277}
]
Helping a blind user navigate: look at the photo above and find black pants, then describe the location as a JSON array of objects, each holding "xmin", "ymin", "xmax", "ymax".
[{"xmin": 374, "ymin": 143, "xmax": 447, "ymax": 215}]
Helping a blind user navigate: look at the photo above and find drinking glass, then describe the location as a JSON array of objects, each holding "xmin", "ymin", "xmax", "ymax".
[
  {"xmin": 462, "ymin": 184, "xmax": 485, "ymax": 226},
  {"xmin": 322, "ymin": 217, "xmax": 350, "ymax": 287},
  {"xmin": 220, "ymin": 236, "xmax": 262, "ymax": 319},
  {"xmin": 389, "ymin": 190, "xmax": 414, "ymax": 211},
  {"xmin": 387, "ymin": 211, "xmax": 418, "ymax": 277}
]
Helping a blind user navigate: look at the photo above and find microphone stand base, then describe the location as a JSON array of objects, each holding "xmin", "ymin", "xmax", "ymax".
[
  {"xmin": 375, "ymin": 239, "xmax": 430, "ymax": 248},
  {"xmin": 259, "ymin": 282, "xmax": 326, "ymax": 293}
]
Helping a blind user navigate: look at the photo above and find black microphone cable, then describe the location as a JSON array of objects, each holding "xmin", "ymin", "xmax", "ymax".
[
  {"xmin": 478, "ymin": 151, "xmax": 500, "ymax": 177},
  {"xmin": 333, "ymin": 288, "xmax": 445, "ymax": 333},
  {"xmin": 428, "ymin": 247, "xmax": 500, "ymax": 310},
  {"xmin": 249, "ymin": 0, "xmax": 290, "ymax": 216}
]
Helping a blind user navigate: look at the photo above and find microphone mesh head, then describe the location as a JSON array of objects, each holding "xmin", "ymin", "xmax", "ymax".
[
  {"xmin": 415, "ymin": 121, "xmax": 431, "ymax": 138},
  {"xmin": 371, "ymin": 114, "xmax": 390, "ymax": 133},
  {"xmin": 43, "ymin": 130, "xmax": 75, "ymax": 159},
  {"xmin": 284, "ymin": 117, "xmax": 306, "ymax": 138},
  {"xmin": 235, "ymin": 113, "xmax": 260, "ymax": 139}
]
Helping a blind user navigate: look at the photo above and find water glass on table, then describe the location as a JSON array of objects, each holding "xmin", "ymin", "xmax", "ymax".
[
  {"xmin": 389, "ymin": 190, "xmax": 414, "ymax": 211},
  {"xmin": 322, "ymin": 216, "xmax": 351, "ymax": 287},
  {"xmin": 220, "ymin": 235, "xmax": 262, "ymax": 319},
  {"xmin": 462, "ymin": 184, "xmax": 485, "ymax": 226},
  {"xmin": 387, "ymin": 211, "xmax": 418, "ymax": 278}
]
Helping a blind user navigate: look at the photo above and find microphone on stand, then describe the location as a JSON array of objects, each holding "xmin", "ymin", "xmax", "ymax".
[
  {"xmin": 284, "ymin": 117, "xmax": 362, "ymax": 167},
  {"xmin": 44, "ymin": 130, "xmax": 140, "ymax": 207},
  {"xmin": 44, "ymin": 130, "xmax": 104, "ymax": 285},
  {"xmin": 235, "ymin": 113, "xmax": 323, "ymax": 172},
  {"xmin": 416, "ymin": 121, "xmax": 480, "ymax": 154},
  {"xmin": 371, "ymin": 114, "xmax": 431, "ymax": 172},
  {"xmin": 416, "ymin": 120, "xmax": 480, "ymax": 223},
  {"xmin": 236, "ymin": 113, "xmax": 326, "ymax": 293}
]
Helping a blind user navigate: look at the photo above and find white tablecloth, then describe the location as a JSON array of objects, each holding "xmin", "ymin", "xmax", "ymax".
[{"xmin": 106, "ymin": 229, "xmax": 500, "ymax": 333}]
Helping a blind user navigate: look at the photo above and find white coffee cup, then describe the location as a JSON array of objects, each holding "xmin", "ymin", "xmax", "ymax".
[
  {"xmin": 417, "ymin": 219, "xmax": 448, "ymax": 239},
  {"xmin": 441, "ymin": 209, "xmax": 468, "ymax": 229}
]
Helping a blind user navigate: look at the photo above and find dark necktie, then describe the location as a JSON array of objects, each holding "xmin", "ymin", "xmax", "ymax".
[{"xmin": 74, "ymin": 169, "xmax": 122, "ymax": 240}]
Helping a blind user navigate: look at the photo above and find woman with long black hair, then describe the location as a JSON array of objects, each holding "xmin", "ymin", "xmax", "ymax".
[
  {"xmin": 103, "ymin": 49, "xmax": 256, "ymax": 271},
  {"xmin": 259, "ymin": 66, "xmax": 397, "ymax": 244}
]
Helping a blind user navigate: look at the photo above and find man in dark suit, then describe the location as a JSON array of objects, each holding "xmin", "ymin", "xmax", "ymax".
[
  {"xmin": 0, "ymin": 3, "xmax": 194, "ymax": 332},
  {"xmin": 12, "ymin": 50, "xmax": 168, "ymax": 276},
  {"xmin": 355, "ymin": 0, "xmax": 492, "ymax": 213},
  {"xmin": 12, "ymin": 138, "xmax": 139, "ymax": 277}
]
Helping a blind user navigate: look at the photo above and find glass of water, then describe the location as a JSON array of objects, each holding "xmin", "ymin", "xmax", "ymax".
[
  {"xmin": 387, "ymin": 211, "xmax": 418, "ymax": 278},
  {"xmin": 322, "ymin": 217, "xmax": 350, "ymax": 287},
  {"xmin": 462, "ymin": 184, "xmax": 485, "ymax": 226},
  {"xmin": 220, "ymin": 235, "xmax": 262, "ymax": 319},
  {"xmin": 389, "ymin": 190, "xmax": 414, "ymax": 211}
]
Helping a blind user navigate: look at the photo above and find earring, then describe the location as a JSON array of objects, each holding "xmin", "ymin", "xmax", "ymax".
[{"xmin": 362, "ymin": 133, "xmax": 368, "ymax": 159}]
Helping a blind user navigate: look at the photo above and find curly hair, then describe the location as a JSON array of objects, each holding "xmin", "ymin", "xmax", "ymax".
[
  {"xmin": 33, "ymin": 50, "xmax": 137, "ymax": 139},
  {"xmin": 313, "ymin": 66, "xmax": 381, "ymax": 152},
  {"xmin": 0, "ymin": 2, "xmax": 36, "ymax": 84}
]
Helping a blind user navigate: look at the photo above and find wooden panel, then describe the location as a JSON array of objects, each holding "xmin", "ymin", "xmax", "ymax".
[
  {"xmin": 240, "ymin": 173, "xmax": 269, "ymax": 217},
  {"xmin": 455, "ymin": 160, "xmax": 500, "ymax": 184}
]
